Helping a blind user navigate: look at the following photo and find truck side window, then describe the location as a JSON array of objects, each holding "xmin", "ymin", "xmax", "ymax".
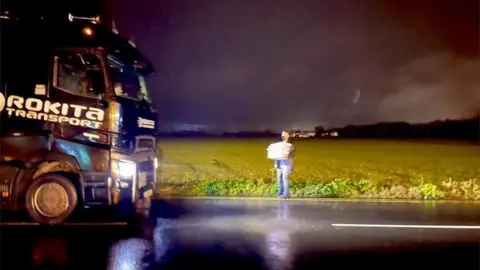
[
  {"xmin": 54, "ymin": 53, "xmax": 105, "ymax": 98},
  {"xmin": 108, "ymin": 54, "xmax": 152, "ymax": 102}
]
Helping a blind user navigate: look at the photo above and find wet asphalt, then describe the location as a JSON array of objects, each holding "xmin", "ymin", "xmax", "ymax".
[{"xmin": 1, "ymin": 199, "xmax": 479, "ymax": 270}]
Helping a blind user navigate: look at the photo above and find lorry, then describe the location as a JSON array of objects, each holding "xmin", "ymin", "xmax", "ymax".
[{"xmin": 0, "ymin": 10, "xmax": 159, "ymax": 225}]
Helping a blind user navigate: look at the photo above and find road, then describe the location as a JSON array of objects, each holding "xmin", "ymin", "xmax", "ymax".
[{"xmin": 1, "ymin": 199, "xmax": 479, "ymax": 270}]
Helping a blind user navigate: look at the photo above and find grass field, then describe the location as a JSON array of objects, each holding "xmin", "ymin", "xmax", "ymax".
[{"xmin": 156, "ymin": 139, "xmax": 480, "ymax": 200}]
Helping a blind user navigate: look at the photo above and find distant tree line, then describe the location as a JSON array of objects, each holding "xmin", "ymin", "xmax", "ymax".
[
  {"xmin": 157, "ymin": 130, "xmax": 278, "ymax": 139},
  {"xmin": 157, "ymin": 116, "xmax": 479, "ymax": 142},
  {"xmin": 315, "ymin": 116, "xmax": 479, "ymax": 141}
]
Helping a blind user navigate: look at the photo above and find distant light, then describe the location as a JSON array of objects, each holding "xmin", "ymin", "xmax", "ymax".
[
  {"xmin": 68, "ymin": 13, "xmax": 100, "ymax": 23},
  {"xmin": 0, "ymin": 10, "xmax": 10, "ymax": 19},
  {"xmin": 82, "ymin": 27, "xmax": 93, "ymax": 37}
]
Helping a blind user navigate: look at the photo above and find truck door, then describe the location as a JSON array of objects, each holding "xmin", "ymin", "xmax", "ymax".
[{"xmin": 47, "ymin": 49, "xmax": 112, "ymax": 173}]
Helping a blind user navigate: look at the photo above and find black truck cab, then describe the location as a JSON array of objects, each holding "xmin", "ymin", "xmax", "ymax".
[{"xmin": 0, "ymin": 12, "xmax": 159, "ymax": 224}]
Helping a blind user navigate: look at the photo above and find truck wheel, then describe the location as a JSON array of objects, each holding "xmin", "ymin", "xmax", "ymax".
[{"xmin": 25, "ymin": 173, "xmax": 78, "ymax": 225}]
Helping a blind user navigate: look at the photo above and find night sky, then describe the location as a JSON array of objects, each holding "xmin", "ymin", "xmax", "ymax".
[{"xmin": 107, "ymin": 0, "xmax": 478, "ymax": 131}]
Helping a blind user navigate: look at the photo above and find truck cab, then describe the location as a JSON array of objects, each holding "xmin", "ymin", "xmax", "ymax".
[{"xmin": 0, "ymin": 12, "xmax": 159, "ymax": 224}]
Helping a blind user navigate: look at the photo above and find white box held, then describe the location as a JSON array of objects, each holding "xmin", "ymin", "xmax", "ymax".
[{"xmin": 267, "ymin": 142, "xmax": 293, "ymax": 160}]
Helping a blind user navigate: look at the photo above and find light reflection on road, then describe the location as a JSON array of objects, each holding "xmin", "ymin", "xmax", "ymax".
[
  {"xmin": 108, "ymin": 238, "xmax": 151, "ymax": 270},
  {"xmin": 264, "ymin": 201, "xmax": 293, "ymax": 270},
  {"xmin": 103, "ymin": 200, "xmax": 480, "ymax": 270},
  {"xmin": 107, "ymin": 200, "xmax": 300, "ymax": 270}
]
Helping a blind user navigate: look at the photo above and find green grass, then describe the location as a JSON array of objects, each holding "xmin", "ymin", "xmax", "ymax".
[{"xmin": 156, "ymin": 139, "xmax": 480, "ymax": 200}]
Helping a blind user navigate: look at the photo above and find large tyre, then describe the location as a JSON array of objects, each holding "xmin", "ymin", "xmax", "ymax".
[{"xmin": 25, "ymin": 173, "xmax": 78, "ymax": 225}]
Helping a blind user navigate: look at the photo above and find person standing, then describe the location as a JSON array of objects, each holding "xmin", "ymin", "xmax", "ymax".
[{"xmin": 274, "ymin": 131, "xmax": 295, "ymax": 198}]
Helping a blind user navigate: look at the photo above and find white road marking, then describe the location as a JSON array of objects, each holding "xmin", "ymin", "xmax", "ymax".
[
  {"xmin": 332, "ymin": 223, "xmax": 480, "ymax": 229},
  {"xmin": 0, "ymin": 222, "xmax": 127, "ymax": 226}
]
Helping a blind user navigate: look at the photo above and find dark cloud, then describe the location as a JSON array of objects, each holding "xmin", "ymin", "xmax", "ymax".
[
  {"xmin": 109, "ymin": 0, "xmax": 479, "ymax": 130},
  {"xmin": 378, "ymin": 53, "xmax": 480, "ymax": 123}
]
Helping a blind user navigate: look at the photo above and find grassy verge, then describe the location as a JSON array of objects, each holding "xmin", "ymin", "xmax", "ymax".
[{"xmin": 156, "ymin": 139, "xmax": 480, "ymax": 200}]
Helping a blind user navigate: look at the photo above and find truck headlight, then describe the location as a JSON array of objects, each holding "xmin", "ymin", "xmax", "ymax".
[
  {"xmin": 153, "ymin": 157, "xmax": 159, "ymax": 169},
  {"xmin": 112, "ymin": 160, "xmax": 136, "ymax": 179}
]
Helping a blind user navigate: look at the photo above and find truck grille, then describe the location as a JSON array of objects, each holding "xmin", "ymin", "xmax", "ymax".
[
  {"xmin": 138, "ymin": 159, "xmax": 155, "ymax": 189},
  {"xmin": 112, "ymin": 135, "xmax": 133, "ymax": 151},
  {"xmin": 137, "ymin": 138, "xmax": 155, "ymax": 149},
  {"xmin": 138, "ymin": 159, "xmax": 154, "ymax": 172}
]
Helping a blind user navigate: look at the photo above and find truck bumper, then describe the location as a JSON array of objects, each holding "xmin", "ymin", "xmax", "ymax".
[
  {"xmin": 83, "ymin": 154, "xmax": 157, "ymax": 207},
  {"xmin": 87, "ymin": 135, "xmax": 158, "ymax": 208},
  {"xmin": 109, "ymin": 150, "xmax": 157, "ymax": 205}
]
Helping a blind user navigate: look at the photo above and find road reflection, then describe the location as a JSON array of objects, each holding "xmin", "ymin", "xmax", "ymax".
[
  {"xmin": 152, "ymin": 218, "xmax": 172, "ymax": 263},
  {"xmin": 106, "ymin": 200, "xmax": 296, "ymax": 269},
  {"xmin": 108, "ymin": 238, "xmax": 151, "ymax": 270},
  {"xmin": 32, "ymin": 237, "xmax": 68, "ymax": 266},
  {"xmin": 264, "ymin": 201, "xmax": 293, "ymax": 270},
  {"xmin": 2, "ymin": 199, "xmax": 479, "ymax": 270}
]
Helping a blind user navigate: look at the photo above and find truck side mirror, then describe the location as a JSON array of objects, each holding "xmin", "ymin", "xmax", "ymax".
[
  {"xmin": 96, "ymin": 94, "xmax": 108, "ymax": 107},
  {"xmin": 98, "ymin": 99, "xmax": 108, "ymax": 108}
]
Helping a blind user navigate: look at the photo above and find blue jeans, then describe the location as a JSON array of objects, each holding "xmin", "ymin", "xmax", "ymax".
[{"xmin": 276, "ymin": 162, "xmax": 291, "ymax": 197}]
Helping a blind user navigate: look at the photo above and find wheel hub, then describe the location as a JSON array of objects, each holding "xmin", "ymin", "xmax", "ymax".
[{"xmin": 33, "ymin": 183, "xmax": 70, "ymax": 218}]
